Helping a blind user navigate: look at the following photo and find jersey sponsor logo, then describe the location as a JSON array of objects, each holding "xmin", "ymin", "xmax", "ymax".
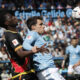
[
  {"xmin": 12, "ymin": 39, "xmax": 19, "ymax": 46},
  {"xmin": 27, "ymin": 35, "xmax": 32, "ymax": 39}
]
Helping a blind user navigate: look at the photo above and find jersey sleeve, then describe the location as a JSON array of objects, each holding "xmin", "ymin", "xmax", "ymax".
[
  {"xmin": 23, "ymin": 31, "xmax": 39, "ymax": 50},
  {"xmin": 65, "ymin": 47, "xmax": 69, "ymax": 55},
  {"xmin": 7, "ymin": 34, "xmax": 22, "ymax": 52}
]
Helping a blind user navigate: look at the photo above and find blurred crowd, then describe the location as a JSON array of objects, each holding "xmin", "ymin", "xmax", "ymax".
[
  {"xmin": 0, "ymin": 0, "xmax": 79, "ymax": 10},
  {"xmin": 0, "ymin": 0, "xmax": 80, "ymax": 80}
]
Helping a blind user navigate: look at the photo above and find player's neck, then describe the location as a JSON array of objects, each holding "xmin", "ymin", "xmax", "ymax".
[
  {"xmin": 7, "ymin": 26, "xmax": 17, "ymax": 32},
  {"xmin": 73, "ymin": 45, "xmax": 77, "ymax": 48}
]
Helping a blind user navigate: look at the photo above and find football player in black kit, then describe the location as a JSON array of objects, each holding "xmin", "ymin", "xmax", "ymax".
[{"xmin": 0, "ymin": 11, "xmax": 40, "ymax": 80}]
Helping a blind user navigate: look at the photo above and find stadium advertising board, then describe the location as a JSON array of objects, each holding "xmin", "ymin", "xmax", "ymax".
[{"xmin": 14, "ymin": 9, "xmax": 72, "ymax": 20}]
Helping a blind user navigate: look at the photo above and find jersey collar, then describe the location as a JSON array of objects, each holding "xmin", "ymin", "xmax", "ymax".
[{"xmin": 5, "ymin": 30, "xmax": 17, "ymax": 33}]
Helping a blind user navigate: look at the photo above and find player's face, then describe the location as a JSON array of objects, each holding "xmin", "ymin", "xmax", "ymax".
[
  {"xmin": 35, "ymin": 19, "xmax": 44, "ymax": 34},
  {"xmin": 71, "ymin": 39, "xmax": 78, "ymax": 46},
  {"xmin": 5, "ymin": 14, "xmax": 18, "ymax": 27}
]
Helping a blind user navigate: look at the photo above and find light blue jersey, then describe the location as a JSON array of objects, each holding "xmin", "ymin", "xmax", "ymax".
[
  {"xmin": 66, "ymin": 45, "xmax": 80, "ymax": 65},
  {"xmin": 23, "ymin": 31, "xmax": 55, "ymax": 71}
]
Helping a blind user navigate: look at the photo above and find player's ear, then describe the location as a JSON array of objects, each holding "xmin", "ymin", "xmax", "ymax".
[{"xmin": 32, "ymin": 25, "xmax": 36, "ymax": 30}]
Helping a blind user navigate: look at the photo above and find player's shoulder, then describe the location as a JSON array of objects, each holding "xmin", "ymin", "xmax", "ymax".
[
  {"xmin": 77, "ymin": 45, "xmax": 80, "ymax": 48},
  {"xmin": 4, "ymin": 30, "xmax": 18, "ymax": 39},
  {"xmin": 25, "ymin": 31, "xmax": 39, "ymax": 40},
  {"xmin": 66, "ymin": 45, "xmax": 72, "ymax": 49},
  {"xmin": 28, "ymin": 31, "xmax": 39, "ymax": 36}
]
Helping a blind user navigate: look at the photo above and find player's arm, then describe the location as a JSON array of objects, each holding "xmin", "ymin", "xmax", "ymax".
[
  {"xmin": 62, "ymin": 47, "xmax": 69, "ymax": 68},
  {"xmin": 10, "ymin": 40, "xmax": 34, "ymax": 58},
  {"xmin": 16, "ymin": 47, "xmax": 34, "ymax": 58},
  {"xmin": 62, "ymin": 54, "xmax": 68, "ymax": 68},
  {"xmin": 16, "ymin": 44, "xmax": 44, "ymax": 58},
  {"xmin": 73, "ymin": 48, "xmax": 80, "ymax": 68},
  {"xmin": 8, "ymin": 33, "xmax": 37, "ymax": 58},
  {"xmin": 18, "ymin": 43, "xmax": 47, "ymax": 57}
]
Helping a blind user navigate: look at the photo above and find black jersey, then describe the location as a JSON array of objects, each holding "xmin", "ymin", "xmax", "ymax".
[{"xmin": 4, "ymin": 30, "xmax": 30, "ymax": 73}]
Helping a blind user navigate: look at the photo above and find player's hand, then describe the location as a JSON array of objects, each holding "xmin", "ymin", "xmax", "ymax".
[
  {"xmin": 34, "ymin": 43, "xmax": 46, "ymax": 52},
  {"xmin": 61, "ymin": 60, "xmax": 65, "ymax": 69},
  {"xmin": 32, "ymin": 46, "xmax": 38, "ymax": 53},
  {"xmin": 32, "ymin": 43, "xmax": 49, "ymax": 54},
  {"xmin": 37, "ymin": 43, "xmax": 49, "ymax": 54},
  {"xmin": 32, "ymin": 44, "xmax": 47, "ymax": 53}
]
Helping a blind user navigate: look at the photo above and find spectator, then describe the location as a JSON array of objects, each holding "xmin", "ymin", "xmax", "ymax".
[
  {"xmin": 38, "ymin": 4, "xmax": 46, "ymax": 10},
  {"xmin": 57, "ymin": 2, "xmax": 64, "ymax": 9},
  {"xmin": 1, "ymin": 69, "xmax": 9, "ymax": 80},
  {"xmin": 0, "ymin": 48, "xmax": 3, "ymax": 60},
  {"xmin": 8, "ymin": 1, "xmax": 15, "ymax": 10},
  {"xmin": 53, "ymin": 48, "xmax": 63, "ymax": 57},
  {"xmin": 0, "ymin": 47, "xmax": 8, "ymax": 63},
  {"xmin": 51, "ymin": 4, "xmax": 55, "ymax": 9},
  {"xmin": 41, "ymin": 0, "xmax": 47, "ymax": 9},
  {"xmin": 54, "ymin": 16, "xmax": 62, "ymax": 29},
  {"xmin": 66, "ymin": 4, "xmax": 72, "ymax": 9},
  {"xmin": 28, "ymin": 4, "xmax": 33, "ymax": 9}
]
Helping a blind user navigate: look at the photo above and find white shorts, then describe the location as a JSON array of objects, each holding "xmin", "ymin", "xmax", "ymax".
[
  {"xmin": 68, "ymin": 65, "xmax": 80, "ymax": 74},
  {"xmin": 37, "ymin": 68, "xmax": 65, "ymax": 80}
]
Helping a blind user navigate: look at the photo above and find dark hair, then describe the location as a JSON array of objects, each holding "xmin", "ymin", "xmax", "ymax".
[
  {"xmin": 71, "ymin": 36, "xmax": 78, "ymax": 41},
  {"xmin": 26, "ymin": 16, "xmax": 42, "ymax": 30}
]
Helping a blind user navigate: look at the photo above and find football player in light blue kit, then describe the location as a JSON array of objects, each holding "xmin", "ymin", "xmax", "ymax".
[
  {"xmin": 23, "ymin": 16, "xmax": 65, "ymax": 80},
  {"xmin": 71, "ymin": 1, "xmax": 80, "ymax": 73},
  {"xmin": 62, "ymin": 37, "xmax": 80, "ymax": 75},
  {"xmin": 62, "ymin": 2, "xmax": 80, "ymax": 75}
]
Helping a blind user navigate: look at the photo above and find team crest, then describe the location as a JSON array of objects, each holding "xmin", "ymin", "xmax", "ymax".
[
  {"xmin": 12, "ymin": 39, "xmax": 19, "ymax": 46},
  {"xmin": 27, "ymin": 35, "xmax": 32, "ymax": 39}
]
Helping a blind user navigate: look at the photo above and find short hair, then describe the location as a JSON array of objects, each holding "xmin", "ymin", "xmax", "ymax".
[
  {"xmin": 26, "ymin": 16, "xmax": 42, "ymax": 30},
  {"xmin": 0, "ymin": 11, "xmax": 11, "ymax": 29},
  {"xmin": 71, "ymin": 36, "xmax": 78, "ymax": 41}
]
